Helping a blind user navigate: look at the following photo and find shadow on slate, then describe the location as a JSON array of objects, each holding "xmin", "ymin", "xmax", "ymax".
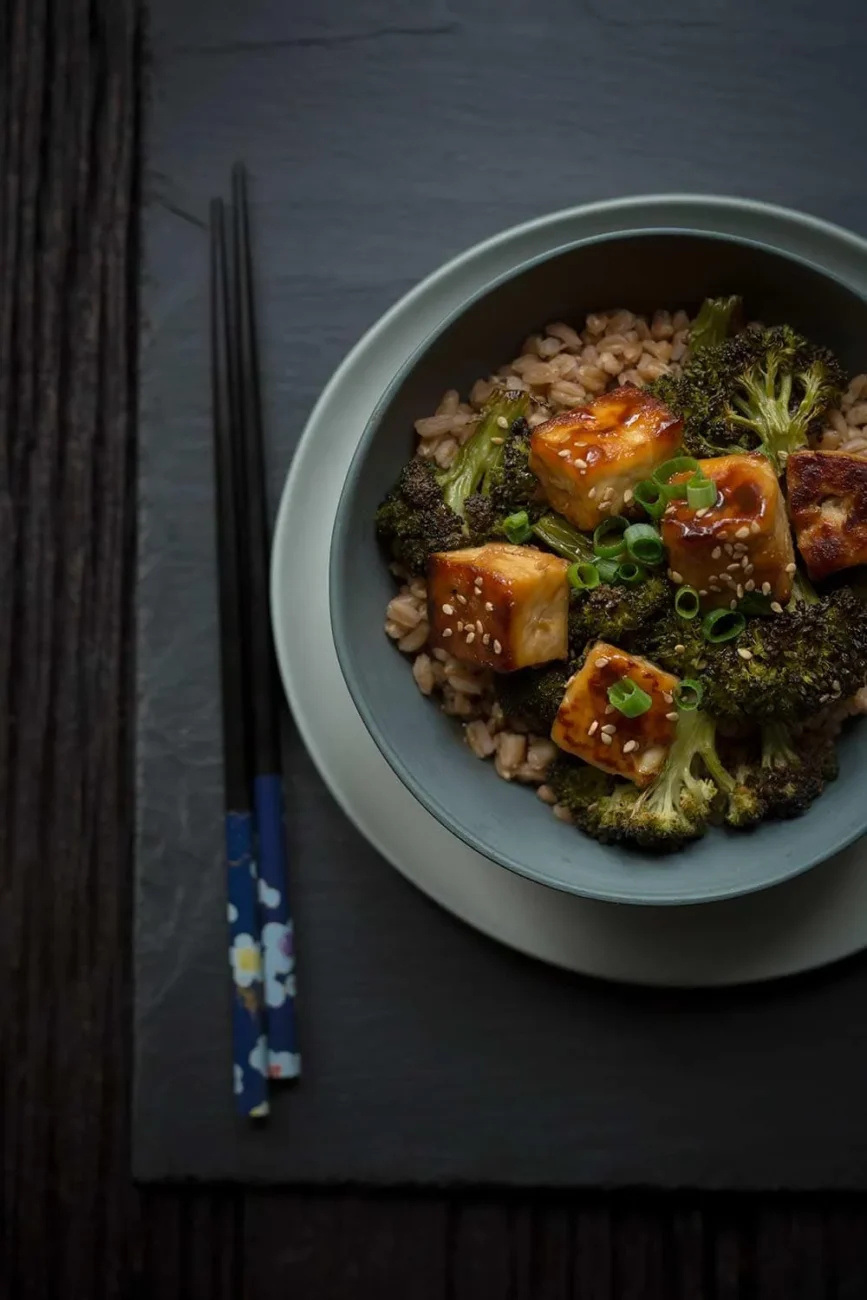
[{"xmin": 136, "ymin": 0, "xmax": 867, "ymax": 1184}]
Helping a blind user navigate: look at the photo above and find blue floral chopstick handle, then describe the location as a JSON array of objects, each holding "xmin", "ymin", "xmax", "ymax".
[
  {"xmin": 254, "ymin": 774, "xmax": 301, "ymax": 1079},
  {"xmin": 227, "ymin": 810, "xmax": 269, "ymax": 1117}
]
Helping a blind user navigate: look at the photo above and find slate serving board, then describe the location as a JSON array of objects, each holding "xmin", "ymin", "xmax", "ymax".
[{"xmin": 135, "ymin": 0, "xmax": 867, "ymax": 1184}]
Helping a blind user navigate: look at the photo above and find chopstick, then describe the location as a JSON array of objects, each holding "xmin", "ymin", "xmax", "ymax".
[
  {"xmin": 229, "ymin": 162, "xmax": 300, "ymax": 1081},
  {"xmin": 210, "ymin": 196, "xmax": 270, "ymax": 1120}
]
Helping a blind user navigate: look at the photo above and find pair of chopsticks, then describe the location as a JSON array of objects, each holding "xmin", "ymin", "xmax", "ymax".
[{"xmin": 210, "ymin": 165, "xmax": 300, "ymax": 1120}]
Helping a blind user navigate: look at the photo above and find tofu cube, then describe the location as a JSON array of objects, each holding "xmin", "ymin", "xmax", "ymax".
[
  {"xmin": 427, "ymin": 542, "xmax": 569, "ymax": 671},
  {"xmin": 660, "ymin": 453, "xmax": 795, "ymax": 609},
  {"xmin": 786, "ymin": 449, "xmax": 867, "ymax": 580},
  {"xmin": 528, "ymin": 386, "xmax": 682, "ymax": 530},
  {"xmin": 552, "ymin": 642, "xmax": 679, "ymax": 787}
]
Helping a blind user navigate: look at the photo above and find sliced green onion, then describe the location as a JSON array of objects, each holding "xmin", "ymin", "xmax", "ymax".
[
  {"xmin": 595, "ymin": 557, "xmax": 620, "ymax": 584},
  {"xmin": 686, "ymin": 474, "xmax": 716, "ymax": 511},
  {"xmin": 503, "ymin": 509, "xmax": 532, "ymax": 544},
  {"xmin": 702, "ymin": 608, "xmax": 746, "ymax": 644},
  {"xmin": 738, "ymin": 592, "xmax": 773, "ymax": 617},
  {"xmin": 567, "ymin": 561, "xmax": 600, "ymax": 591},
  {"xmin": 592, "ymin": 515, "xmax": 630, "ymax": 559},
  {"xmin": 531, "ymin": 513, "xmax": 595, "ymax": 564},
  {"xmin": 674, "ymin": 585, "xmax": 701, "ymax": 620},
  {"xmin": 633, "ymin": 478, "xmax": 666, "ymax": 519},
  {"xmin": 617, "ymin": 560, "xmax": 646, "ymax": 586},
  {"xmin": 653, "ymin": 456, "xmax": 700, "ymax": 501},
  {"xmin": 623, "ymin": 522, "xmax": 664, "ymax": 566},
  {"xmin": 607, "ymin": 677, "xmax": 653, "ymax": 718},
  {"xmin": 674, "ymin": 678, "xmax": 704, "ymax": 711}
]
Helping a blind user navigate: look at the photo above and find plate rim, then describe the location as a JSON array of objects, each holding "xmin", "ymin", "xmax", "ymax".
[{"xmin": 270, "ymin": 193, "xmax": 867, "ymax": 986}]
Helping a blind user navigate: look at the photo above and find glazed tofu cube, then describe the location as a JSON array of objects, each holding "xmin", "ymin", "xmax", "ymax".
[
  {"xmin": 551, "ymin": 642, "xmax": 679, "ymax": 788},
  {"xmin": 528, "ymin": 387, "xmax": 682, "ymax": 531},
  {"xmin": 427, "ymin": 543, "xmax": 569, "ymax": 671},
  {"xmin": 787, "ymin": 449, "xmax": 867, "ymax": 580},
  {"xmin": 660, "ymin": 454, "xmax": 795, "ymax": 609}
]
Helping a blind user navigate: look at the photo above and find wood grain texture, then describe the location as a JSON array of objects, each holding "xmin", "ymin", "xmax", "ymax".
[{"xmin": 8, "ymin": 0, "xmax": 867, "ymax": 1295}]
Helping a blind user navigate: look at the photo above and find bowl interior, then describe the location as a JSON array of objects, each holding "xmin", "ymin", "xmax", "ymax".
[{"xmin": 331, "ymin": 229, "xmax": 867, "ymax": 905}]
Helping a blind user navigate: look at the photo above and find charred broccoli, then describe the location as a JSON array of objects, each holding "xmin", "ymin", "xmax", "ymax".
[
  {"xmin": 640, "ymin": 587, "xmax": 867, "ymax": 726},
  {"xmin": 726, "ymin": 722, "xmax": 838, "ymax": 827},
  {"xmin": 651, "ymin": 324, "xmax": 845, "ymax": 469},
  {"xmin": 549, "ymin": 710, "xmax": 733, "ymax": 851},
  {"xmin": 494, "ymin": 663, "xmax": 571, "ymax": 733},
  {"xmin": 375, "ymin": 389, "xmax": 529, "ymax": 573},
  {"xmin": 688, "ymin": 295, "xmax": 742, "ymax": 354},
  {"xmin": 486, "ymin": 415, "xmax": 546, "ymax": 524},
  {"xmin": 568, "ymin": 575, "xmax": 670, "ymax": 655}
]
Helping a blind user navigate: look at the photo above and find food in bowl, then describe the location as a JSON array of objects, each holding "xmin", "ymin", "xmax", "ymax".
[{"xmin": 374, "ymin": 300, "xmax": 867, "ymax": 852}]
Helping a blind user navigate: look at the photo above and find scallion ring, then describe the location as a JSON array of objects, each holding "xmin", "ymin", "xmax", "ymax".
[
  {"xmin": 623, "ymin": 522, "xmax": 664, "ymax": 566},
  {"xmin": 503, "ymin": 509, "xmax": 533, "ymax": 545},
  {"xmin": 616, "ymin": 560, "xmax": 646, "ymax": 586},
  {"xmin": 607, "ymin": 677, "xmax": 653, "ymax": 718},
  {"xmin": 674, "ymin": 585, "xmax": 701, "ymax": 620},
  {"xmin": 653, "ymin": 456, "xmax": 700, "ymax": 501},
  {"xmin": 633, "ymin": 478, "xmax": 666, "ymax": 519},
  {"xmin": 567, "ymin": 561, "xmax": 600, "ymax": 591},
  {"xmin": 702, "ymin": 608, "xmax": 746, "ymax": 644},
  {"xmin": 686, "ymin": 474, "xmax": 716, "ymax": 511},
  {"xmin": 674, "ymin": 678, "xmax": 704, "ymax": 712},
  {"xmin": 592, "ymin": 515, "xmax": 630, "ymax": 559},
  {"xmin": 595, "ymin": 557, "xmax": 620, "ymax": 584}
]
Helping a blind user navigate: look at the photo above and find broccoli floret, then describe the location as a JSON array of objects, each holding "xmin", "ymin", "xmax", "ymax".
[
  {"xmin": 375, "ymin": 458, "xmax": 464, "ymax": 574},
  {"xmin": 650, "ymin": 325, "xmax": 845, "ymax": 468},
  {"xmin": 688, "ymin": 295, "xmax": 742, "ymax": 354},
  {"xmin": 486, "ymin": 415, "xmax": 547, "ymax": 524},
  {"xmin": 726, "ymin": 722, "xmax": 838, "ymax": 827},
  {"xmin": 375, "ymin": 389, "xmax": 529, "ymax": 572},
  {"xmin": 494, "ymin": 663, "xmax": 570, "ymax": 733},
  {"xmin": 548, "ymin": 710, "xmax": 733, "ymax": 851},
  {"xmin": 568, "ymin": 575, "xmax": 670, "ymax": 655},
  {"xmin": 640, "ymin": 586, "xmax": 867, "ymax": 726}
]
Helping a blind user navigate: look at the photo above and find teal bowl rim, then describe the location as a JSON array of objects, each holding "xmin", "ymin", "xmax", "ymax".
[{"xmin": 329, "ymin": 221, "xmax": 867, "ymax": 906}]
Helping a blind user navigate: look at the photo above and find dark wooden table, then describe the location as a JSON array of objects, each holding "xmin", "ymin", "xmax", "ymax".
[{"xmin": 5, "ymin": 1, "xmax": 867, "ymax": 1294}]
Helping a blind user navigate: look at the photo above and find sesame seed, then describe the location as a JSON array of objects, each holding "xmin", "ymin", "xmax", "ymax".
[
  {"xmin": 588, "ymin": 487, "xmax": 596, "ymax": 499},
  {"xmin": 466, "ymin": 631, "xmax": 475, "ymax": 644},
  {"xmin": 736, "ymin": 584, "xmax": 744, "ymax": 598},
  {"xmin": 833, "ymin": 679, "xmax": 842, "ymax": 694},
  {"xmin": 663, "ymin": 693, "xmax": 673, "ymax": 704},
  {"xmin": 623, "ymin": 489, "xmax": 634, "ymax": 504},
  {"xmin": 574, "ymin": 457, "xmax": 588, "ymax": 470},
  {"xmin": 600, "ymin": 733, "xmax": 613, "ymax": 745},
  {"xmin": 762, "ymin": 582, "xmax": 771, "ymax": 595},
  {"xmin": 496, "ymin": 415, "xmax": 509, "ymax": 429},
  {"xmin": 489, "ymin": 436, "xmax": 504, "ymax": 445},
  {"xmin": 602, "ymin": 486, "xmax": 614, "ymax": 501},
  {"xmin": 483, "ymin": 633, "xmax": 490, "ymax": 646},
  {"xmin": 744, "ymin": 563, "xmax": 754, "ymax": 576},
  {"xmin": 750, "ymin": 521, "xmax": 760, "ymax": 534},
  {"xmin": 493, "ymin": 639, "xmax": 502, "ymax": 654},
  {"xmin": 442, "ymin": 603, "xmax": 454, "ymax": 615},
  {"xmin": 442, "ymin": 628, "xmax": 453, "ymax": 638},
  {"xmin": 623, "ymin": 739, "xmax": 638, "ymax": 753},
  {"xmin": 771, "ymin": 601, "xmax": 783, "ymax": 613},
  {"xmin": 745, "ymin": 580, "xmax": 755, "ymax": 592},
  {"xmin": 779, "ymin": 450, "xmax": 789, "ymax": 465},
  {"xmin": 711, "ymin": 547, "xmax": 722, "ymax": 560},
  {"xmin": 456, "ymin": 621, "xmax": 464, "ymax": 631},
  {"xmin": 595, "ymin": 656, "xmax": 610, "ymax": 667},
  {"xmin": 735, "ymin": 526, "xmax": 750, "ymax": 539},
  {"xmin": 598, "ymin": 500, "xmax": 611, "ymax": 513},
  {"xmin": 670, "ymin": 571, "xmax": 683, "ymax": 584},
  {"xmin": 695, "ymin": 507, "xmax": 708, "ymax": 518},
  {"xmin": 588, "ymin": 720, "xmax": 599, "ymax": 736},
  {"xmin": 740, "ymin": 555, "xmax": 750, "ymax": 569},
  {"xmin": 737, "ymin": 647, "xmax": 752, "ymax": 661},
  {"xmin": 601, "ymin": 723, "xmax": 617, "ymax": 735},
  {"xmin": 456, "ymin": 593, "xmax": 467, "ymax": 605},
  {"xmin": 666, "ymin": 711, "xmax": 679, "ymax": 721},
  {"xmin": 699, "ymin": 589, "xmax": 708, "ymax": 596},
  {"xmin": 474, "ymin": 576, "xmax": 483, "ymax": 587},
  {"xmin": 709, "ymin": 584, "xmax": 721, "ymax": 592},
  {"xmin": 476, "ymin": 619, "xmax": 483, "ymax": 634},
  {"xmin": 674, "ymin": 643, "xmax": 686, "ymax": 653},
  {"xmin": 730, "ymin": 599, "xmax": 737, "ymax": 610},
  {"xmin": 724, "ymin": 543, "xmax": 733, "ymax": 555},
  {"xmin": 786, "ymin": 562, "xmax": 797, "ymax": 574},
  {"xmin": 485, "ymin": 601, "xmax": 494, "ymax": 612},
  {"xmin": 605, "ymin": 704, "xmax": 615, "ymax": 715},
  {"xmin": 557, "ymin": 448, "xmax": 570, "ymax": 458},
  {"xmin": 727, "ymin": 562, "xmax": 740, "ymax": 572},
  {"xmin": 820, "ymin": 694, "xmax": 830, "ymax": 704}
]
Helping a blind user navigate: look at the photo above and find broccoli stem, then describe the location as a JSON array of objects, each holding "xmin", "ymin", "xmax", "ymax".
[
  {"xmin": 787, "ymin": 568, "xmax": 819, "ymax": 608},
  {"xmin": 689, "ymin": 295, "xmax": 741, "ymax": 353},
  {"xmin": 531, "ymin": 513, "xmax": 595, "ymax": 564},
  {"xmin": 436, "ymin": 390, "xmax": 528, "ymax": 518},
  {"xmin": 761, "ymin": 720, "xmax": 800, "ymax": 771}
]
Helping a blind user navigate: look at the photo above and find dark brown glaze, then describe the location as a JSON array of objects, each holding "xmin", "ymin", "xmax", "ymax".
[
  {"xmin": 427, "ymin": 543, "xmax": 569, "ymax": 671},
  {"xmin": 552, "ymin": 642, "xmax": 679, "ymax": 787},
  {"xmin": 787, "ymin": 449, "xmax": 867, "ymax": 580}
]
